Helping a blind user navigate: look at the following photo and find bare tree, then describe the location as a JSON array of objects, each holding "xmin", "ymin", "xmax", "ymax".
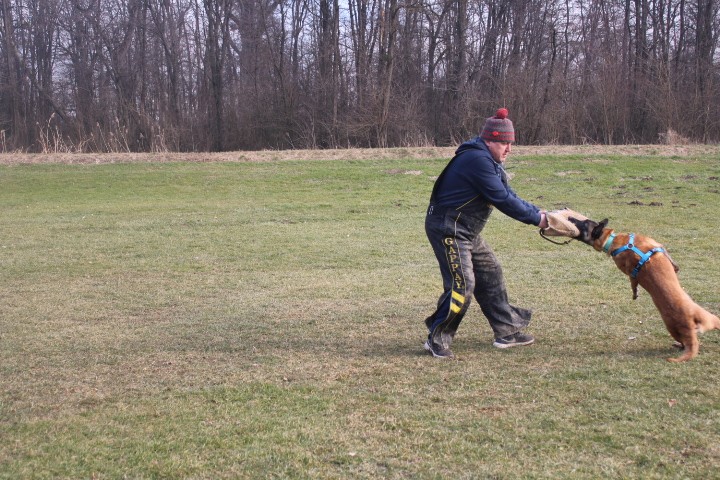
[
  {"xmin": 0, "ymin": 0, "xmax": 25, "ymax": 148},
  {"xmin": 2, "ymin": 0, "xmax": 720, "ymax": 151}
]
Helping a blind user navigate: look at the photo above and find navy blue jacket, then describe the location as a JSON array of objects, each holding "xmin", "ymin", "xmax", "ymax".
[{"xmin": 431, "ymin": 137, "xmax": 541, "ymax": 225}]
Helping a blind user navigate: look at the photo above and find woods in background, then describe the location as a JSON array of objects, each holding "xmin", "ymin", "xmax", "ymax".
[{"xmin": 1, "ymin": 0, "xmax": 718, "ymax": 152}]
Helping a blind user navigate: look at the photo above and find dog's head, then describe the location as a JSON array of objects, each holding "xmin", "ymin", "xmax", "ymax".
[{"xmin": 567, "ymin": 217, "xmax": 609, "ymax": 246}]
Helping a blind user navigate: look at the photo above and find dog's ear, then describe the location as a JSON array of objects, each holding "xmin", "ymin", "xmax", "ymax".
[{"xmin": 591, "ymin": 218, "xmax": 609, "ymax": 240}]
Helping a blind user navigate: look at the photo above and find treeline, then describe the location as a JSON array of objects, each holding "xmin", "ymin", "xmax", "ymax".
[{"xmin": 1, "ymin": 0, "xmax": 718, "ymax": 152}]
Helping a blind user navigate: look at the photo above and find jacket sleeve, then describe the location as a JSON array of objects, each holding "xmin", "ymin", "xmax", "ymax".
[{"xmin": 465, "ymin": 152, "xmax": 542, "ymax": 225}]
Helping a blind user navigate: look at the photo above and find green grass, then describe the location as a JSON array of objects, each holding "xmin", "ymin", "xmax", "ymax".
[{"xmin": 2, "ymin": 151, "xmax": 720, "ymax": 479}]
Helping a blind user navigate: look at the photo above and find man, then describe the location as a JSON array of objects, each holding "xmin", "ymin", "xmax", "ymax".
[{"xmin": 424, "ymin": 108, "xmax": 549, "ymax": 359}]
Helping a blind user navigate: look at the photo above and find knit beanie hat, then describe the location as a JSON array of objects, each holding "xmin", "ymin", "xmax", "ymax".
[{"xmin": 480, "ymin": 108, "xmax": 515, "ymax": 142}]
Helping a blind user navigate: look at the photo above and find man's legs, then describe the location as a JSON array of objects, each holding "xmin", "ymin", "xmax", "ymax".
[
  {"xmin": 425, "ymin": 229, "xmax": 476, "ymax": 357},
  {"xmin": 471, "ymin": 236, "xmax": 533, "ymax": 343}
]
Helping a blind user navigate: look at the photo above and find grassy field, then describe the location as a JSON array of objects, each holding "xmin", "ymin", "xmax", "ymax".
[{"xmin": 2, "ymin": 147, "xmax": 720, "ymax": 478}]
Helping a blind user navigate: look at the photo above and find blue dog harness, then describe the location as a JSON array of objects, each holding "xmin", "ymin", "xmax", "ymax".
[{"xmin": 602, "ymin": 232, "xmax": 665, "ymax": 279}]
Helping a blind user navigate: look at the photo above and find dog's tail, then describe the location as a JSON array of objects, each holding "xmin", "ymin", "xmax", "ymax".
[{"xmin": 696, "ymin": 307, "xmax": 720, "ymax": 333}]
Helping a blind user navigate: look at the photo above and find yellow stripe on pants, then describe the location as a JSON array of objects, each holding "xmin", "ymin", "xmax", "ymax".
[{"xmin": 450, "ymin": 291, "xmax": 465, "ymax": 313}]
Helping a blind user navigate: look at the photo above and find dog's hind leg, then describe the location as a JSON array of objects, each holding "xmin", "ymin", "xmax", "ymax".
[
  {"xmin": 666, "ymin": 326, "xmax": 699, "ymax": 363},
  {"xmin": 667, "ymin": 338, "xmax": 699, "ymax": 362}
]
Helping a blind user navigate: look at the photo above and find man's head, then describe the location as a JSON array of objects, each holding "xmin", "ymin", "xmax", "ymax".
[
  {"xmin": 481, "ymin": 108, "xmax": 515, "ymax": 163},
  {"xmin": 486, "ymin": 140, "xmax": 512, "ymax": 164}
]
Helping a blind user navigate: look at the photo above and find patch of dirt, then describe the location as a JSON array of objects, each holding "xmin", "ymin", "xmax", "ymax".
[
  {"xmin": 386, "ymin": 169, "xmax": 423, "ymax": 175},
  {"xmin": 1, "ymin": 144, "xmax": 718, "ymax": 165}
]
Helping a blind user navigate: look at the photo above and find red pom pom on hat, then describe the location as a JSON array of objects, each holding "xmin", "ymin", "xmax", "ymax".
[{"xmin": 495, "ymin": 108, "xmax": 509, "ymax": 119}]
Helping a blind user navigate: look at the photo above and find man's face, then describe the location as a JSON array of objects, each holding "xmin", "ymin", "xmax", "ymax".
[{"xmin": 487, "ymin": 141, "xmax": 512, "ymax": 164}]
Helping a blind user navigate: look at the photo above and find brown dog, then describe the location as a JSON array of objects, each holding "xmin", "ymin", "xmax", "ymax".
[{"xmin": 569, "ymin": 217, "xmax": 720, "ymax": 362}]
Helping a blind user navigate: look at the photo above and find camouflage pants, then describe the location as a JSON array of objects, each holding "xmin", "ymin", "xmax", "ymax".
[{"xmin": 425, "ymin": 205, "xmax": 532, "ymax": 350}]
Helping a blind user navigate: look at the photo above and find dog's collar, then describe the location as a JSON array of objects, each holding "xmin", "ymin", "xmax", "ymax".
[{"xmin": 602, "ymin": 231, "xmax": 616, "ymax": 253}]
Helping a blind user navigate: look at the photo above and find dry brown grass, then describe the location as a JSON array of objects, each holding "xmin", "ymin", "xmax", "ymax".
[
  {"xmin": 3, "ymin": 149, "xmax": 720, "ymax": 478},
  {"xmin": 1, "ymin": 144, "xmax": 718, "ymax": 165}
]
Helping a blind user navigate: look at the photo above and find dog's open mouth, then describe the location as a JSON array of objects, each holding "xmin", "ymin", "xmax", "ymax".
[{"xmin": 541, "ymin": 208, "xmax": 588, "ymax": 238}]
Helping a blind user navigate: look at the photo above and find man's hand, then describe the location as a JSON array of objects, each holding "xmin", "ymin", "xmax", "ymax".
[{"xmin": 538, "ymin": 212, "xmax": 549, "ymax": 229}]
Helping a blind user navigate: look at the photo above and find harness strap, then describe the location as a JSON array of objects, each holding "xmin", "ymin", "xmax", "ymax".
[{"xmin": 610, "ymin": 233, "xmax": 666, "ymax": 279}]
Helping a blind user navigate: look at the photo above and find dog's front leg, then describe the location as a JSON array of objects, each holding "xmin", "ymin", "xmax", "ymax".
[
  {"xmin": 664, "ymin": 250, "xmax": 680, "ymax": 273},
  {"xmin": 631, "ymin": 278, "xmax": 639, "ymax": 300}
]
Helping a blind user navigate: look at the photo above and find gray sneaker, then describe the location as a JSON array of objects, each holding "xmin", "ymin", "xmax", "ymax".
[
  {"xmin": 492, "ymin": 332, "xmax": 535, "ymax": 349},
  {"xmin": 424, "ymin": 340, "xmax": 455, "ymax": 359}
]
